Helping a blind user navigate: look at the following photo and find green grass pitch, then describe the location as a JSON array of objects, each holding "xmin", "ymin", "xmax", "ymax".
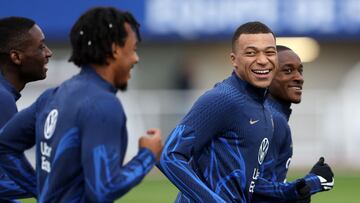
[{"xmin": 19, "ymin": 170, "xmax": 360, "ymax": 203}]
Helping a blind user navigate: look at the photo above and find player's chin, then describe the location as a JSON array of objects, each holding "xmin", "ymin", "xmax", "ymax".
[
  {"xmin": 290, "ymin": 95, "xmax": 302, "ymax": 104},
  {"xmin": 118, "ymin": 83, "xmax": 128, "ymax": 91},
  {"xmin": 38, "ymin": 66, "xmax": 48, "ymax": 79},
  {"xmin": 32, "ymin": 72, "xmax": 47, "ymax": 81},
  {"xmin": 252, "ymin": 79, "xmax": 272, "ymax": 89}
]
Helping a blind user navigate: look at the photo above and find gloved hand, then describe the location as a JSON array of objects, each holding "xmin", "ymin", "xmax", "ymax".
[
  {"xmin": 310, "ymin": 157, "xmax": 334, "ymax": 191},
  {"xmin": 295, "ymin": 196, "xmax": 311, "ymax": 203},
  {"xmin": 295, "ymin": 179, "xmax": 311, "ymax": 202}
]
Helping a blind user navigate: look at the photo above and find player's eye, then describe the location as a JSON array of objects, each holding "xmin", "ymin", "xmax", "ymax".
[
  {"xmin": 283, "ymin": 68, "xmax": 292, "ymax": 74},
  {"xmin": 245, "ymin": 51, "xmax": 256, "ymax": 56},
  {"xmin": 39, "ymin": 43, "xmax": 47, "ymax": 50},
  {"xmin": 299, "ymin": 68, "xmax": 304, "ymax": 75},
  {"xmin": 265, "ymin": 50, "xmax": 276, "ymax": 56}
]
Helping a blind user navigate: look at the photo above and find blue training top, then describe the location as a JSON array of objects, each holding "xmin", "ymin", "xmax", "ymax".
[
  {"xmin": 0, "ymin": 73, "xmax": 33, "ymax": 201},
  {"xmin": 263, "ymin": 97, "xmax": 293, "ymax": 184},
  {"xmin": 160, "ymin": 72, "xmax": 274, "ymax": 203},
  {"xmin": 0, "ymin": 73, "xmax": 20, "ymax": 127},
  {"xmin": 252, "ymin": 97, "xmax": 323, "ymax": 202},
  {"xmin": 0, "ymin": 67, "xmax": 156, "ymax": 203}
]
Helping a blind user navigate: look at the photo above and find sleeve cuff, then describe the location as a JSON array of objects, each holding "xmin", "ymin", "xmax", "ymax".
[
  {"xmin": 304, "ymin": 173, "xmax": 322, "ymax": 194},
  {"xmin": 137, "ymin": 148, "xmax": 156, "ymax": 173}
]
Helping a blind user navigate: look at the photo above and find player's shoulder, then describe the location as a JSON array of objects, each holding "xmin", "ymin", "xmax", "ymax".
[
  {"xmin": 80, "ymin": 88, "xmax": 123, "ymax": 116},
  {"xmin": 265, "ymin": 99, "xmax": 289, "ymax": 121},
  {"xmin": 0, "ymin": 87, "xmax": 15, "ymax": 105},
  {"xmin": 198, "ymin": 87, "xmax": 234, "ymax": 106}
]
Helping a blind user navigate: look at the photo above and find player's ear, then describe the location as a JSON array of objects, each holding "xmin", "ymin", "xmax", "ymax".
[
  {"xmin": 230, "ymin": 52, "xmax": 237, "ymax": 67},
  {"xmin": 111, "ymin": 43, "xmax": 121, "ymax": 59},
  {"xmin": 9, "ymin": 49, "xmax": 22, "ymax": 65}
]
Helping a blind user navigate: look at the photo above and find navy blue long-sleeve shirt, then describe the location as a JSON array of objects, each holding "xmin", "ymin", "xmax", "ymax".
[
  {"xmin": 262, "ymin": 97, "xmax": 293, "ymax": 183},
  {"xmin": 160, "ymin": 72, "xmax": 274, "ymax": 203},
  {"xmin": 252, "ymin": 97, "xmax": 323, "ymax": 202},
  {"xmin": 0, "ymin": 67, "xmax": 156, "ymax": 203},
  {"xmin": 0, "ymin": 73, "xmax": 33, "ymax": 201},
  {"xmin": 0, "ymin": 73, "xmax": 20, "ymax": 127}
]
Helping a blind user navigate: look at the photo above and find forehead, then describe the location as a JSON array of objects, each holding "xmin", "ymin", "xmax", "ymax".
[
  {"xmin": 25, "ymin": 24, "xmax": 44, "ymax": 44},
  {"xmin": 278, "ymin": 50, "xmax": 301, "ymax": 65},
  {"xmin": 124, "ymin": 23, "xmax": 137, "ymax": 44},
  {"xmin": 237, "ymin": 33, "xmax": 276, "ymax": 49}
]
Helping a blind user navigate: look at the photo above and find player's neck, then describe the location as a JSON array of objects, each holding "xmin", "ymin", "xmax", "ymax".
[
  {"xmin": 0, "ymin": 69, "xmax": 25, "ymax": 92},
  {"xmin": 269, "ymin": 94, "xmax": 291, "ymax": 108},
  {"xmin": 91, "ymin": 63, "xmax": 116, "ymax": 87}
]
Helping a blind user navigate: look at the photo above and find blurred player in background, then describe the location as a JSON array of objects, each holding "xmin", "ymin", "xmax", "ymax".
[
  {"xmin": 0, "ymin": 7, "xmax": 162, "ymax": 202},
  {"xmin": 160, "ymin": 21, "xmax": 277, "ymax": 203},
  {"xmin": 252, "ymin": 45, "xmax": 334, "ymax": 202},
  {"xmin": 0, "ymin": 16, "xmax": 52, "ymax": 202}
]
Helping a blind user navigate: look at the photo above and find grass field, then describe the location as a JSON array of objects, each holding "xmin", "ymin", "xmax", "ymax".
[{"xmin": 20, "ymin": 170, "xmax": 360, "ymax": 203}]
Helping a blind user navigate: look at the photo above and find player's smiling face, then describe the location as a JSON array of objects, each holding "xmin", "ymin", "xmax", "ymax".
[
  {"xmin": 269, "ymin": 49, "xmax": 304, "ymax": 104},
  {"xmin": 17, "ymin": 24, "xmax": 52, "ymax": 82},
  {"xmin": 113, "ymin": 23, "xmax": 139, "ymax": 91},
  {"xmin": 231, "ymin": 33, "xmax": 277, "ymax": 88}
]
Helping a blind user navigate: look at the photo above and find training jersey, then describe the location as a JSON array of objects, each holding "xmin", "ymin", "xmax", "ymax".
[
  {"xmin": 0, "ymin": 73, "xmax": 20, "ymax": 127},
  {"xmin": 252, "ymin": 97, "xmax": 323, "ymax": 202},
  {"xmin": 0, "ymin": 73, "xmax": 32, "ymax": 201},
  {"xmin": 0, "ymin": 67, "xmax": 156, "ymax": 203},
  {"xmin": 160, "ymin": 72, "xmax": 274, "ymax": 203},
  {"xmin": 263, "ymin": 97, "xmax": 293, "ymax": 183}
]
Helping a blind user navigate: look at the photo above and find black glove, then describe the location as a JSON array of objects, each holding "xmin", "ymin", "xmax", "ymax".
[
  {"xmin": 310, "ymin": 157, "xmax": 334, "ymax": 191},
  {"xmin": 295, "ymin": 196, "xmax": 311, "ymax": 203},
  {"xmin": 295, "ymin": 179, "xmax": 311, "ymax": 202}
]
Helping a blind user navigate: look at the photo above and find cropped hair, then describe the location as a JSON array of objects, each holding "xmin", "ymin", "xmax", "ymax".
[
  {"xmin": 232, "ymin": 21, "xmax": 275, "ymax": 52},
  {"xmin": 68, "ymin": 7, "xmax": 141, "ymax": 67},
  {"xmin": 0, "ymin": 17, "xmax": 35, "ymax": 65},
  {"xmin": 276, "ymin": 45, "xmax": 292, "ymax": 52}
]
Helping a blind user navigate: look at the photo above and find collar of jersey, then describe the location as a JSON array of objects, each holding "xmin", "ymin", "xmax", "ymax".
[
  {"xmin": 0, "ymin": 72, "xmax": 21, "ymax": 101},
  {"xmin": 266, "ymin": 97, "xmax": 292, "ymax": 120},
  {"xmin": 231, "ymin": 71, "xmax": 268, "ymax": 103},
  {"xmin": 79, "ymin": 66, "xmax": 118, "ymax": 94}
]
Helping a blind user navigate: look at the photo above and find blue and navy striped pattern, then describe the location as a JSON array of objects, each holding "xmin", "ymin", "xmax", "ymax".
[
  {"xmin": 252, "ymin": 98, "xmax": 322, "ymax": 202},
  {"xmin": 160, "ymin": 72, "xmax": 274, "ymax": 203},
  {"xmin": 0, "ymin": 67, "xmax": 156, "ymax": 202},
  {"xmin": 0, "ymin": 73, "xmax": 35, "ymax": 200},
  {"xmin": 252, "ymin": 97, "xmax": 294, "ymax": 202}
]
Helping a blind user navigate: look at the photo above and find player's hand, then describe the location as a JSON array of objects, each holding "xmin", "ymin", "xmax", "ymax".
[
  {"xmin": 295, "ymin": 196, "xmax": 311, "ymax": 203},
  {"xmin": 310, "ymin": 157, "xmax": 334, "ymax": 191},
  {"xmin": 295, "ymin": 179, "xmax": 311, "ymax": 201},
  {"xmin": 139, "ymin": 128, "xmax": 163, "ymax": 161}
]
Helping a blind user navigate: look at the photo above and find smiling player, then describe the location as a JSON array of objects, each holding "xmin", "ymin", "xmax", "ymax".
[
  {"xmin": 252, "ymin": 45, "xmax": 335, "ymax": 203},
  {"xmin": 0, "ymin": 16, "xmax": 52, "ymax": 202},
  {"xmin": 160, "ymin": 21, "xmax": 277, "ymax": 203}
]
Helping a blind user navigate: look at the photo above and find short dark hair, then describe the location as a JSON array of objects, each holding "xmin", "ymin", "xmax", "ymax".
[
  {"xmin": 68, "ymin": 7, "xmax": 141, "ymax": 67},
  {"xmin": 276, "ymin": 45, "xmax": 292, "ymax": 52},
  {"xmin": 231, "ymin": 21, "xmax": 275, "ymax": 52},
  {"xmin": 0, "ymin": 17, "xmax": 35, "ymax": 65}
]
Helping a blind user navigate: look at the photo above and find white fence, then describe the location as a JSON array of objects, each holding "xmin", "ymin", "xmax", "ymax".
[{"xmin": 19, "ymin": 86, "xmax": 360, "ymax": 170}]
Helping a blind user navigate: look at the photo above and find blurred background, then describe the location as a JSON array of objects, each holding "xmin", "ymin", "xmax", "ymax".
[{"xmin": 1, "ymin": 0, "xmax": 360, "ymax": 202}]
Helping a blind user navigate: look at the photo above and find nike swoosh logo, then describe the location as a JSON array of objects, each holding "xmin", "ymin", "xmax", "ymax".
[{"xmin": 250, "ymin": 119, "xmax": 259, "ymax": 125}]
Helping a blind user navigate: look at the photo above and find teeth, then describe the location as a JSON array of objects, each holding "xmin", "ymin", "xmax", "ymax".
[
  {"xmin": 290, "ymin": 86, "xmax": 302, "ymax": 90},
  {"xmin": 252, "ymin": 69, "xmax": 270, "ymax": 74}
]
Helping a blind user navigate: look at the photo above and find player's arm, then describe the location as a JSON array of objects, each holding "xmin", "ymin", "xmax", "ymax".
[
  {"xmin": 254, "ymin": 176, "xmax": 310, "ymax": 202},
  {"xmin": 254, "ymin": 157, "xmax": 334, "ymax": 202},
  {"xmin": 80, "ymin": 96, "xmax": 160, "ymax": 202},
  {"xmin": 0, "ymin": 103, "xmax": 38, "ymax": 198},
  {"xmin": 274, "ymin": 122, "xmax": 293, "ymax": 183},
  {"xmin": 159, "ymin": 91, "xmax": 230, "ymax": 203},
  {"xmin": 0, "ymin": 91, "xmax": 18, "ymax": 128}
]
